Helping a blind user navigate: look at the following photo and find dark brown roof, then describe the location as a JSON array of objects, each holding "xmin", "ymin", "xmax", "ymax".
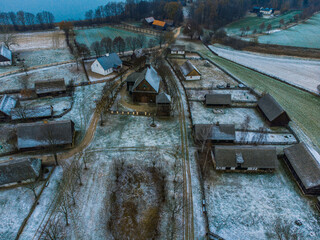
[
  {"xmin": 194, "ymin": 124, "xmax": 235, "ymax": 142},
  {"xmin": 35, "ymin": 79, "xmax": 66, "ymax": 95},
  {"xmin": 214, "ymin": 145, "xmax": 277, "ymax": 169},
  {"xmin": 0, "ymin": 158, "xmax": 41, "ymax": 185},
  {"xmin": 171, "ymin": 45, "xmax": 185, "ymax": 51},
  {"xmin": 284, "ymin": 143, "xmax": 320, "ymax": 190},
  {"xmin": 17, "ymin": 120, "xmax": 74, "ymax": 149},
  {"xmin": 205, "ymin": 94, "xmax": 231, "ymax": 105},
  {"xmin": 257, "ymin": 94, "xmax": 287, "ymax": 122}
]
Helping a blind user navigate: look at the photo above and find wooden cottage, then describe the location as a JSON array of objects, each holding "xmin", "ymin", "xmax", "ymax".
[
  {"xmin": 205, "ymin": 94, "xmax": 231, "ymax": 106},
  {"xmin": 257, "ymin": 94, "xmax": 290, "ymax": 126},
  {"xmin": 0, "ymin": 95, "xmax": 17, "ymax": 120},
  {"xmin": 0, "ymin": 45, "xmax": 12, "ymax": 66},
  {"xmin": 170, "ymin": 45, "xmax": 185, "ymax": 55},
  {"xmin": 131, "ymin": 66, "xmax": 161, "ymax": 103},
  {"xmin": 284, "ymin": 143, "xmax": 320, "ymax": 195},
  {"xmin": 156, "ymin": 92, "xmax": 171, "ymax": 116},
  {"xmin": 180, "ymin": 60, "xmax": 201, "ymax": 80},
  {"xmin": 213, "ymin": 145, "xmax": 277, "ymax": 171},
  {"xmin": 17, "ymin": 120, "xmax": 75, "ymax": 150},
  {"xmin": 194, "ymin": 124, "xmax": 235, "ymax": 144},
  {"xmin": 35, "ymin": 79, "xmax": 66, "ymax": 97},
  {"xmin": 0, "ymin": 158, "xmax": 42, "ymax": 186},
  {"xmin": 91, "ymin": 53, "xmax": 122, "ymax": 76},
  {"xmin": 152, "ymin": 20, "xmax": 167, "ymax": 30},
  {"xmin": 11, "ymin": 105, "xmax": 53, "ymax": 120}
]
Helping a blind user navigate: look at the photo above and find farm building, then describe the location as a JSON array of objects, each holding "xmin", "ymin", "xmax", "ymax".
[
  {"xmin": 205, "ymin": 94, "xmax": 231, "ymax": 106},
  {"xmin": 152, "ymin": 20, "xmax": 167, "ymax": 30},
  {"xmin": 213, "ymin": 145, "xmax": 277, "ymax": 171},
  {"xmin": 180, "ymin": 60, "xmax": 201, "ymax": 80},
  {"xmin": 260, "ymin": 7, "xmax": 274, "ymax": 15},
  {"xmin": 11, "ymin": 105, "xmax": 53, "ymax": 120},
  {"xmin": 0, "ymin": 45, "xmax": 12, "ymax": 66},
  {"xmin": 131, "ymin": 66, "xmax": 162, "ymax": 103},
  {"xmin": 35, "ymin": 79, "xmax": 66, "ymax": 97},
  {"xmin": 170, "ymin": 45, "xmax": 185, "ymax": 55},
  {"xmin": 257, "ymin": 94, "xmax": 290, "ymax": 126},
  {"xmin": 283, "ymin": 143, "xmax": 320, "ymax": 195},
  {"xmin": 0, "ymin": 158, "xmax": 42, "ymax": 186},
  {"xmin": 0, "ymin": 95, "xmax": 17, "ymax": 120},
  {"xmin": 17, "ymin": 120, "xmax": 75, "ymax": 150},
  {"xmin": 156, "ymin": 92, "xmax": 171, "ymax": 116},
  {"xmin": 194, "ymin": 124, "xmax": 235, "ymax": 144},
  {"xmin": 144, "ymin": 17, "xmax": 155, "ymax": 25},
  {"xmin": 91, "ymin": 53, "xmax": 122, "ymax": 76}
]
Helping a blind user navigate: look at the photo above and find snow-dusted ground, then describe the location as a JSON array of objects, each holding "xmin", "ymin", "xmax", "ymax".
[
  {"xmin": 235, "ymin": 131, "xmax": 297, "ymax": 145},
  {"xmin": 187, "ymin": 89, "xmax": 258, "ymax": 102},
  {"xmin": 0, "ymin": 124, "xmax": 16, "ymax": 154},
  {"xmin": 205, "ymin": 161, "xmax": 320, "ymax": 239},
  {"xmin": 209, "ymin": 45, "xmax": 320, "ymax": 94}
]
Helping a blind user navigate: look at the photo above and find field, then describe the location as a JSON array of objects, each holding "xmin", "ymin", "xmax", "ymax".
[
  {"xmin": 210, "ymin": 45, "xmax": 320, "ymax": 94},
  {"xmin": 75, "ymin": 26, "xmax": 157, "ymax": 51},
  {"xmin": 257, "ymin": 13, "xmax": 320, "ymax": 49},
  {"xmin": 225, "ymin": 11, "xmax": 301, "ymax": 36}
]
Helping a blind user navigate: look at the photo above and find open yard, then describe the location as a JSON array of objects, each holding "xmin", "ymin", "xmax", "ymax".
[
  {"xmin": 187, "ymin": 89, "xmax": 258, "ymax": 102},
  {"xmin": 210, "ymin": 45, "xmax": 320, "ymax": 94}
]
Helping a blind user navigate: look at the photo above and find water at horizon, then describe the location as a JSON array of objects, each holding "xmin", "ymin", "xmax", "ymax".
[{"xmin": 1, "ymin": 0, "xmax": 122, "ymax": 22}]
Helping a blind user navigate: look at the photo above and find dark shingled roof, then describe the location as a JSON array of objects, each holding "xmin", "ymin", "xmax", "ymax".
[
  {"xmin": 132, "ymin": 66, "xmax": 161, "ymax": 93},
  {"xmin": 11, "ymin": 105, "xmax": 52, "ymax": 120},
  {"xmin": 284, "ymin": 143, "xmax": 320, "ymax": 190},
  {"xmin": 97, "ymin": 53, "xmax": 122, "ymax": 70},
  {"xmin": 257, "ymin": 94, "xmax": 286, "ymax": 122},
  {"xmin": 214, "ymin": 145, "xmax": 277, "ymax": 169},
  {"xmin": 0, "ymin": 45, "xmax": 12, "ymax": 63},
  {"xmin": 35, "ymin": 79, "xmax": 66, "ymax": 95},
  {"xmin": 180, "ymin": 60, "xmax": 201, "ymax": 76},
  {"xmin": 0, "ymin": 95, "xmax": 17, "ymax": 116},
  {"xmin": 126, "ymin": 71, "xmax": 145, "ymax": 83},
  {"xmin": 194, "ymin": 124, "xmax": 235, "ymax": 142},
  {"xmin": 156, "ymin": 92, "xmax": 171, "ymax": 104},
  {"xmin": 0, "ymin": 158, "xmax": 41, "ymax": 185},
  {"xmin": 205, "ymin": 94, "xmax": 231, "ymax": 105},
  {"xmin": 17, "ymin": 120, "xmax": 74, "ymax": 149},
  {"xmin": 171, "ymin": 45, "xmax": 185, "ymax": 52}
]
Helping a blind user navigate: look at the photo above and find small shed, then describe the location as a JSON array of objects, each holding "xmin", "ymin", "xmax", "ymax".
[
  {"xmin": 156, "ymin": 92, "xmax": 171, "ymax": 116},
  {"xmin": 194, "ymin": 124, "xmax": 235, "ymax": 143},
  {"xmin": 170, "ymin": 45, "xmax": 185, "ymax": 55},
  {"xmin": 11, "ymin": 105, "xmax": 53, "ymax": 120},
  {"xmin": 214, "ymin": 145, "xmax": 277, "ymax": 171},
  {"xmin": 144, "ymin": 17, "xmax": 155, "ymax": 25},
  {"xmin": 180, "ymin": 60, "xmax": 201, "ymax": 80},
  {"xmin": 205, "ymin": 94, "xmax": 231, "ymax": 106},
  {"xmin": 91, "ymin": 53, "xmax": 122, "ymax": 76},
  {"xmin": 17, "ymin": 120, "xmax": 75, "ymax": 150},
  {"xmin": 284, "ymin": 143, "xmax": 320, "ymax": 195},
  {"xmin": 257, "ymin": 94, "xmax": 290, "ymax": 126},
  {"xmin": 152, "ymin": 20, "xmax": 167, "ymax": 30},
  {"xmin": 35, "ymin": 79, "xmax": 66, "ymax": 97},
  {"xmin": 0, "ymin": 158, "xmax": 42, "ymax": 186},
  {"xmin": 0, "ymin": 95, "xmax": 17, "ymax": 120},
  {"xmin": 0, "ymin": 45, "xmax": 12, "ymax": 66}
]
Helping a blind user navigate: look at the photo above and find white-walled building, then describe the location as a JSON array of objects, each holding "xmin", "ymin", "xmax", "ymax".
[
  {"xmin": 91, "ymin": 53, "xmax": 122, "ymax": 76},
  {"xmin": 0, "ymin": 45, "xmax": 12, "ymax": 66}
]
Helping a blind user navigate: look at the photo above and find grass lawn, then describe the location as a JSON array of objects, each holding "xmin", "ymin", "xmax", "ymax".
[
  {"xmin": 188, "ymin": 42, "xmax": 320, "ymax": 149},
  {"xmin": 225, "ymin": 10, "xmax": 301, "ymax": 36}
]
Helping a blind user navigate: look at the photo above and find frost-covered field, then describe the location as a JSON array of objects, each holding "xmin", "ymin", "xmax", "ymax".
[
  {"xmin": 187, "ymin": 89, "xmax": 258, "ymax": 102},
  {"xmin": 205, "ymin": 161, "xmax": 320, "ymax": 239},
  {"xmin": 210, "ymin": 45, "xmax": 320, "ymax": 94}
]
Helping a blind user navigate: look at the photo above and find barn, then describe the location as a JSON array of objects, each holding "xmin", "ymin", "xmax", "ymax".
[
  {"xmin": 35, "ymin": 79, "xmax": 66, "ymax": 97},
  {"xmin": 0, "ymin": 95, "xmax": 17, "ymax": 120},
  {"xmin": 180, "ymin": 60, "xmax": 201, "ymax": 80},
  {"xmin": 283, "ymin": 143, "xmax": 320, "ymax": 195},
  {"xmin": 131, "ymin": 66, "xmax": 161, "ymax": 103},
  {"xmin": 156, "ymin": 92, "xmax": 171, "ymax": 116},
  {"xmin": 170, "ymin": 45, "xmax": 185, "ymax": 55},
  {"xmin": 213, "ymin": 145, "xmax": 277, "ymax": 171},
  {"xmin": 194, "ymin": 124, "xmax": 235, "ymax": 144},
  {"xmin": 205, "ymin": 94, "xmax": 231, "ymax": 106},
  {"xmin": 17, "ymin": 120, "xmax": 75, "ymax": 150},
  {"xmin": 257, "ymin": 94, "xmax": 290, "ymax": 126},
  {"xmin": 0, "ymin": 158, "xmax": 42, "ymax": 186},
  {"xmin": 0, "ymin": 45, "xmax": 12, "ymax": 66},
  {"xmin": 91, "ymin": 53, "xmax": 122, "ymax": 76}
]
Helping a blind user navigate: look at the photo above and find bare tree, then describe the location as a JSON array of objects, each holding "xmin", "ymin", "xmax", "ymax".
[
  {"xmin": 41, "ymin": 215, "xmax": 66, "ymax": 240},
  {"xmin": 240, "ymin": 116, "xmax": 251, "ymax": 143},
  {"xmin": 100, "ymin": 37, "xmax": 112, "ymax": 54},
  {"xmin": 137, "ymin": 34, "xmax": 146, "ymax": 48},
  {"xmin": 57, "ymin": 191, "xmax": 71, "ymax": 226},
  {"xmin": 90, "ymin": 41, "xmax": 102, "ymax": 57},
  {"xmin": 0, "ymin": 26, "xmax": 18, "ymax": 50},
  {"xmin": 25, "ymin": 180, "xmax": 40, "ymax": 200},
  {"xmin": 70, "ymin": 154, "xmax": 83, "ymax": 186},
  {"xmin": 157, "ymin": 33, "xmax": 166, "ymax": 48}
]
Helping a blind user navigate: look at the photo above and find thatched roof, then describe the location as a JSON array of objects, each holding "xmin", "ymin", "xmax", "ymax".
[
  {"xmin": 132, "ymin": 66, "xmax": 161, "ymax": 93},
  {"xmin": 214, "ymin": 145, "xmax": 277, "ymax": 169},
  {"xmin": 0, "ymin": 158, "xmax": 41, "ymax": 185},
  {"xmin": 0, "ymin": 95, "xmax": 17, "ymax": 116},
  {"xmin": 156, "ymin": 93, "xmax": 171, "ymax": 104},
  {"xmin": 205, "ymin": 94, "xmax": 231, "ymax": 105},
  {"xmin": 257, "ymin": 94, "xmax": 287, "ymax": 122},
  {"xmin": 17, "ymin": 120, "xmax": 74, "ymax": 149},
  {"xmin": 284, "ymin": 143, "xmax": 320, "ymax": 190},
  {"xmin": 35, "ymin": 79, "xmax": 66, "ymax": 95},
  {"xmin": 11, "ymin": 105, "xmax": 52, "ymax": 120},
  {"xmin": 180, "ymin": 60, "xmax": 201, "ymax": 76},
  {"xmin": 194, "ymin": 124, "xmax": 235, "ymax": 142},
  {"xmin": 171, "ymin": 45, "xmax": 185, "ymax": 51}
]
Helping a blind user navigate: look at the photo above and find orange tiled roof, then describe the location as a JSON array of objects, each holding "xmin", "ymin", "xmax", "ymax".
[{"xmin": 152, "ymin": 20, "xmax": 166, "ymax": 27}]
